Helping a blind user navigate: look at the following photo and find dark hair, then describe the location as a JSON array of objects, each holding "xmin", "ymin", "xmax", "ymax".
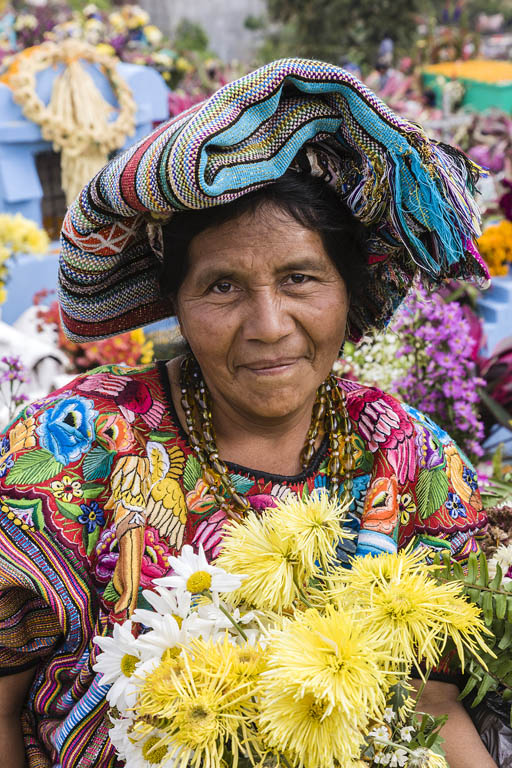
[{"xmin": 159, "ymin": 170, "xmax": 370, "ymax": 321}]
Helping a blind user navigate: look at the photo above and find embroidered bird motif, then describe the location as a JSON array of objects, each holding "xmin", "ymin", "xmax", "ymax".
[
  {"xmin": 146, "ymin": 442, "xmax": 187, "ymax": 548},
  {"xmin": 77, "ymin": 373, "xmax": 165, "ymax": 428},
  {"xmin": 344, "ymin": 385, "xmax": 417, "ymax": 485}
]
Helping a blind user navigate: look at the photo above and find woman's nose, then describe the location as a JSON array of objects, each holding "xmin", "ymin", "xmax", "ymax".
[{"xmin": 243, "ymin": 290, "xmax": 296, "ymax": 344}]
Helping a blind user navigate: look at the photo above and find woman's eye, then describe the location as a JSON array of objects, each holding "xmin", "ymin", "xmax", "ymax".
[
  {"xmin": 288, "ymin": 273, "xmax": 309, "ymax": 285},
  {"xmin": 211, "ymin": 281, "xmax": 233, "ymax": 294}
]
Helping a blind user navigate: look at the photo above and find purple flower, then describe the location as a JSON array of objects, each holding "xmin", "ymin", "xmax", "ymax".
[{"xmin": 78, "ymin": 501, "xmax": 105, "ymax": 533}]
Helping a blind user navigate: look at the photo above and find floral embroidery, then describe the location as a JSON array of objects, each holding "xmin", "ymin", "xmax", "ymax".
[
  {"xmin": 36, "ymin": 396, "xmax": 97, "ymax": 464},
  {"xmin": 96, "ymin": 413, "xmax": 135, "ymax": 452},
  {"xmin": 50, "ymin": 475, "xmax": 83, "ymax": 502},
  {"xmin": 445, "ymin": 491, "xmax": 467, "ymax": 519},
  {"xmin": 78, "ymin": 501, "xmax": 106, "ymax": 532}
]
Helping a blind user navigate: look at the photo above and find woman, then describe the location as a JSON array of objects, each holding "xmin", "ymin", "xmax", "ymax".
[{"xmin": 0, "ymin": 59, "xmax": 496, "ymax": 767}]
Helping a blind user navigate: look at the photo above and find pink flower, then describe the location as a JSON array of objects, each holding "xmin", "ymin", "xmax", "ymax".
[
  {"xmin": 192, "ymin": 510, "xmax": 228, "ymax": 559},
  {"xmin": 140, "ymin": 527, "xmax": 173, "ymax": 587},
  {"xmin": 246, "ymin": 494, "xmax": 278, "ymax": 510},
  {"xmin": 94, "ymin": 525, "xmax": 172, "ymax": 587}
]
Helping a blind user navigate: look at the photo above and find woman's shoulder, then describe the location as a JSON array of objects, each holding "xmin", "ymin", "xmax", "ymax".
[{"xmin": 0, "ymin": 360, "xmax": 174, "ymax": 496}]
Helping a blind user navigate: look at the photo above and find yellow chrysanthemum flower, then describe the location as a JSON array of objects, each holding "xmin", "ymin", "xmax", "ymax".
[
  {"xmin": 185, "ymin": 634, "xmax": 267, "ymax": 690},
  {"xmin": 270, "ymin": 491, "xmax": 352, "ymax": 574},
  {"xmin": 429, "ymin": 592, "xmax": 492, "ymax": 670},
  {"xmin": 334, "ymin": 548, "xmax": 489, "ymax": 674},
  {"xmin": 215, "ymin": 511, "xmax": 304, "ymax": 611},
  {"xmin": 136, "ymin": 641, "xmax": 260, "ymax": 768},
  {"xmin": 258, "ymin": 685, "xmax": 363, "ymax": 768},
  {"xmin": 262, "ymin": 605, "xmax": 388, "ymax": 716}
]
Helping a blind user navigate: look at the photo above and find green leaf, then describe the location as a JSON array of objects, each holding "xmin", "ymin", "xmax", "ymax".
[
  {"xmin": 302, "ymin": 483, "xmax": 310, "ymax": 501},
  {"xmin": 478, "ymin": 388, "xmax": 512, "ymax": 433},
  {"xmin": 83, "ymin": 446, "xmax": 114, "ymax": 481},
  {"xmin": 102, "ymin": 580, "xmax": 120, "ymax": 603},
  {"xmin": 498, "ymin": 623, "xmax": 512, "ymax": 651},
  {"xmin": 183, "ymin": 455, "xmax": 202, "ymax": 491},
  {"xmin": 6, "ymin": 449, "xmax": 63, "ymax": 486},
  {"xmin": 86, "ymin": 526, "xmax": 100, "ymax": 556},
  {"xmin": 82, "ymin": 483, "xmax": 105, "ymax": 500},
  {"xmin": 467, "ymin": 552, "xmax": 478, "ymax": 584},
  {"xmin": 478, "ymin": 551, "xmax": 489, "ymax": 586},
  {"xmin": 482, "ymin": 591, "xmax": 494, "ymax": 626},
  {"xmin": 472, "ymin": 673, "xmax": 495, "ymax": 707},
  {"xmin": 416, "ymin": 468, "xmax": 449, "ymax": 519},
  {"xmin": 495, "ymin": 588, "xmax": 507, "ymax": 621},
  {"xmin": 459, "ymin": 673, "xmax": 480, "ymax": 701},
  {"xmin": 148, "ymin": 431, "xmax": 178, "ymax": 442},
  {"xmin": 229, "ymin": 474, "xmax": 253, "ymax": 494},
  {"xmin": 55, "ymin": 499, "xmax": 83, "ymax": 521}
]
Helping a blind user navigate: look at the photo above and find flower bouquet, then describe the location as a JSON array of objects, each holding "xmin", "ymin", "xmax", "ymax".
[{"xmin": 93, "ymin": 493, "xmax": 494, "ymax": 768}]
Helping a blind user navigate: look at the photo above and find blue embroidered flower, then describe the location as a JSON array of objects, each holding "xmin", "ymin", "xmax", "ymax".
[
  {"xmin": 462, "ymin": 466, "xmax": 478, "ymax": 492},
  {"xmin": 445, "ymin": 491, "xmax": 467, "ymax": 519},
  {"xmin": 37, "ymin": 396, "xmax": 97, "ymax": 464},
  {"xmin": 78, "ymin": 501, "xmax": 105, "ymax": 533},
  {"xmin": 0, "ymin": 436, "xmax": 14, "ymax": 478}
]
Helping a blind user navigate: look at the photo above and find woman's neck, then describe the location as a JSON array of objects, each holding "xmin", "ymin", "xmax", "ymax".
[{"xmin": 166, "ymin": 357, "xmax": 322, "ymax": 476}]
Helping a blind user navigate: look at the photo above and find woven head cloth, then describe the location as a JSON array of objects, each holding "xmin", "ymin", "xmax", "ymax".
[{"xmin": 59, "ymin": 57, "xmax": 489, "ymax": 343}]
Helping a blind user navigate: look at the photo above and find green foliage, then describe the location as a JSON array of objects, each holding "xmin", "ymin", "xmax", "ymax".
[
  {"xmin": 435, "ymin": 550, "xmax": 512, "ymax": 726},
  {"xmin": 174, "ymin": 20, "xmax": 209, "ymax": 54},
  {"xmin": 262, "ymin": 0, "xmax": 442, "ymax": 71}
]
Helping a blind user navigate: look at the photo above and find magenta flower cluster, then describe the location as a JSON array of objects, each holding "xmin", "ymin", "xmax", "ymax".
[{"xmin": 390, "ymin": 285, "xmax": 485, "ymax": 461}]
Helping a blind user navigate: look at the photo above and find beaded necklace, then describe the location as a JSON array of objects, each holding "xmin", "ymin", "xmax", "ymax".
[{"xmin": 180, "ymin": 355, "xmax": 354, "ymax": 522}]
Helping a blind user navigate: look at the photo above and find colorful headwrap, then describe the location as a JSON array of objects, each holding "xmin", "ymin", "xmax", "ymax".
[{"xmin": 59, "ymin": 58, "xmax": 489, "ymax": 343}]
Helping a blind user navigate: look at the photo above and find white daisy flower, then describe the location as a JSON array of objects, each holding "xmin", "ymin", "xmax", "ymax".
[
  {"xmin": 131, "ymin": 612, "xmax": 186, "ymax": 662},
  {"xmin": 139, "ymin": 586, "xmax": 192, "ymax": 620},
  {"xmin": 108, "ymin": 715, "xmax": 134, "ymax": 762},
  {"xmin": 93, "ymin": 620, "xmax": 143, "ymax": 711},
  {"xmin": 116, "ymin": 726, "xmax": 177, "ymax": 768},
  {"xmin": 489, "ymin": 544, "xmax": 512, "ymax": 582},
  {"xmin": 155, "ymin": 544, "xmax": 244, "ymax": 598}
]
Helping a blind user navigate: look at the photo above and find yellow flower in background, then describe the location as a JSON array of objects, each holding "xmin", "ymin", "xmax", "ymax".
[
  {"xmin": 143, "ymin": 24, "xmax": 163, "ymax": 45},
  {"xmin": 96, "ymin": 43, "xmax": 116, "ymax": 57},
  {"xmin": 477, "ymin": 220, "xmax": 512, "ymax": 277},
  {"xmin": 263, "ymin": 605, "xmax": 388, "ymax": 715},
  {"xmin": 129, "ymin": 329, "xmax": 154, "ymax": 364},
  {"xmin": 215, "ymin": 510, "xmax": 304, "ymax": 611},
  {"xmin": 271, "ymin": 491, "xmax": 352, "ymax": 574}
]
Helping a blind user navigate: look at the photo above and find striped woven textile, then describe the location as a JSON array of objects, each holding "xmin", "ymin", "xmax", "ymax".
[{"xmin": 59, "ymin": 58, "xmax": 489, "ymax": 343}]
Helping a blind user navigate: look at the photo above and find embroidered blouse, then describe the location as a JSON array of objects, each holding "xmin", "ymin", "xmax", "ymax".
[{"xmin": 0, "ymin": 362, "xmax": 486, "ymax": 767}]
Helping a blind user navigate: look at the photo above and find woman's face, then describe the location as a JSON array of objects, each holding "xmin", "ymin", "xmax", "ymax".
[{"xmin": 175, "ymin": 204, "xmax": 349, "ymax": 425}]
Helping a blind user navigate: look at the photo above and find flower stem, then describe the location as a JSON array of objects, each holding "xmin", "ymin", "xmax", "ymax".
[
  {"xmin": 293, "ymin": 576, "xmax": 313, "ymax": 608},
  {"xmin": 210, "ymin": 596, "xmax": 249, "ymax": 642}
]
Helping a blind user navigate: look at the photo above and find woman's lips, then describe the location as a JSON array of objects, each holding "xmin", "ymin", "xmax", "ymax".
[{"xmin": 241, "ymin": 358, "xmax": 301, "ymax": 375}]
